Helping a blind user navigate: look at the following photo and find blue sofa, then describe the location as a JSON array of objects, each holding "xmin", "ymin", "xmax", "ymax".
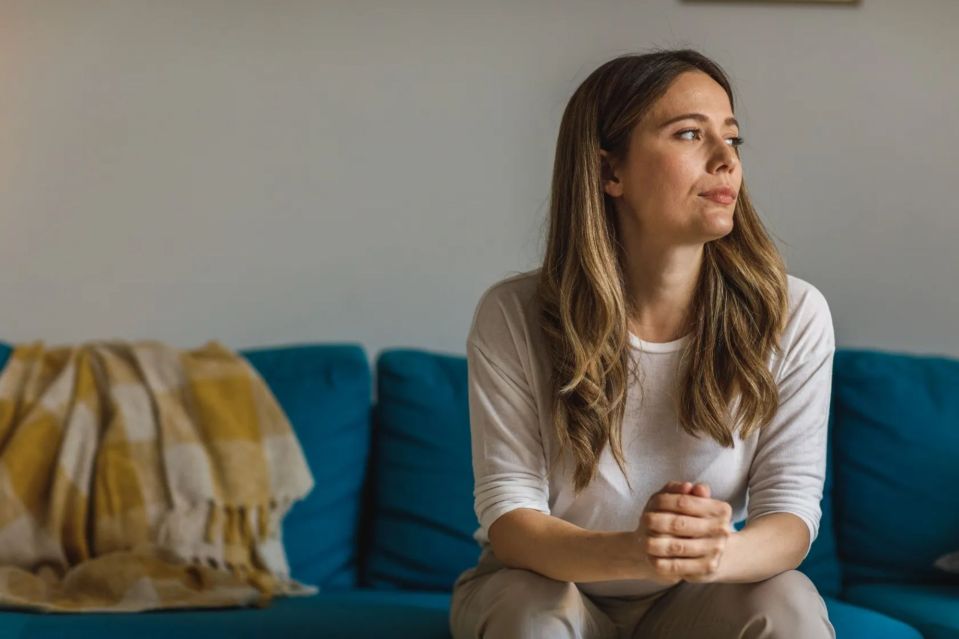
[{"xmin": 0, "ymin": 342, "xmax": 956, "ymax": 638}]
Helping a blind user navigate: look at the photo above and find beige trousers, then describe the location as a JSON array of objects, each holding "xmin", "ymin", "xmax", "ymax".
[{"xmin": 449, "ymin": 547, "xmax": 835, "ymax": 639}]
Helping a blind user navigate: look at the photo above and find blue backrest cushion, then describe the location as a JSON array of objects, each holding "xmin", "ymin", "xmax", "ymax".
[
  {"xmin": 832, "ymin": 349, "xmax": 959, "ymax": 587},
  {"xmin": 361, "ymin": 349, "xmax": 478, "ymax": 591},
  {"xmin": 0, "ymin": 343, "xmax": 11, "ymax": 376},
  {"xmin": 235, "ymin": 343, "xmax": 373, "ymax": 590}
]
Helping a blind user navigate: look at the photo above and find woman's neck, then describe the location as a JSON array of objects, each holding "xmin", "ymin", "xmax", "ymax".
[{"xmin": 623, "ymin": 242, "xmax": 703, "ymax": 342}]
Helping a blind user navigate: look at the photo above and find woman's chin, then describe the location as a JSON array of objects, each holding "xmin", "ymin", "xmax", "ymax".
[{"xmin": 701, "ymin": 216, "xmax": 734, "ymax": 240}]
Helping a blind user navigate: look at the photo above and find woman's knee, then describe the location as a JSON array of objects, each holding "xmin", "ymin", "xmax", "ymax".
[
  {"xmin": 459, "ymin": 567, "xmax": 615, "ymax": 639},
  {"xmin": 484, "ymin": 568, "xmax": 590, "ymax": 621},
  {"xmin": 741, "ymin": 570, "xmax": 833, "ymax": 638},
  {"xmin": 745, "ymin": 569, "xmax": 822, "ymax": 609}
]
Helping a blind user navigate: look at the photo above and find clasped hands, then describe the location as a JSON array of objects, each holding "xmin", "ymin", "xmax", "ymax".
[{"xmin": 632, "ymin": 480, "xmax": 734, "ymax": 585}]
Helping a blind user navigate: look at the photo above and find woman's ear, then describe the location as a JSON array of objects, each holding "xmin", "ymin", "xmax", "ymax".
[{"xmin": 599, "ymin": 149, "xmax": 624, "ymax": 198}]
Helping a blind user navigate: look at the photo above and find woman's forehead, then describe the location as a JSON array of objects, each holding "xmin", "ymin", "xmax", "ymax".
[{"xmin": 645, "ymin": 72, "xmax": 734, "ymax": 127}]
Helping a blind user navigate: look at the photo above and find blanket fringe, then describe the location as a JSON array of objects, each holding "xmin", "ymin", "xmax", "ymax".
[{"xmin": 200, "ymin": 500, "xmax": 288, "ymax": 547}]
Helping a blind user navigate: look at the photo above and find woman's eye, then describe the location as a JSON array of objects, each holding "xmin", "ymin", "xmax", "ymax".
[{"xmin": 676, "ymin": 129, "xmax": 744, "ymax": 147}]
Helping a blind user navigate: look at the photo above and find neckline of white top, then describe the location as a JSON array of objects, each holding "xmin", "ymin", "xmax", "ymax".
[{"xmin": 627, "ymin": 330, "xmax": 692, "ymax": 353}]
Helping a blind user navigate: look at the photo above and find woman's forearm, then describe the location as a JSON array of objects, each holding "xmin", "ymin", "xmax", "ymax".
[
  {"xmin": 714, "ymin": 512, "xmax": 809, "ymax": 583},
  {"xmin": 488, "ymin": 508, "xmax": 645, "ymax": 583}
]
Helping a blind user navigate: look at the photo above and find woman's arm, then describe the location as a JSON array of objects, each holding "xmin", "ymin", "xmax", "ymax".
[
  {"xmin": 468, "ymin": 329, "xmax": 648, "ymax": 583},
  {"xmin": 711, "ymin": 512, "xmax": 809, "ymax": 583},
  {"xmin": 489, "ymin": 508, "xmax": 644, "ymax": 583},
  {"xmin": 731, "ymin": 284, "xmax": 836, "ymax": 580}
]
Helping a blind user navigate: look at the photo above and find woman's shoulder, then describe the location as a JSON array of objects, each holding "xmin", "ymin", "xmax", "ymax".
[
  {"xmin": 779, "ymin": 274, "xmax": 836, "ymax": 367},
  {"xmin": 476, "ymin": 268, "xmax": 540, "ymax": 305},
  {"xmin": 785, "ymin": 273, "xmax": 830, "ymax": 312},
  {"xmin": 467, "ymin": 268, "xmax": 541, "ymax": 351}
]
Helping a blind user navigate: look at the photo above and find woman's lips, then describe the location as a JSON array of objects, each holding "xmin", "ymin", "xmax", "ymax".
[{"xmin": 700, "ymin": 193, "xmax": 736, "ymax": 205}]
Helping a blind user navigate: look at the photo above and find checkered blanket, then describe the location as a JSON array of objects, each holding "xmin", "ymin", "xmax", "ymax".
[{"xmin": 0, "ymin": 340, "xmax": 316, "ymax": 612}]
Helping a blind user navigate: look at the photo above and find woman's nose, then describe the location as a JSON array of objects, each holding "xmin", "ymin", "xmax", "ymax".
[{"xmin": 710, "ymin": 139, "xmax": 738, "ymax": 172}]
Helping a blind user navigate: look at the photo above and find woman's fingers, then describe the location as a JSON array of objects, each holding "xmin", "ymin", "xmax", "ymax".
[
  {"xmin": 645, "ymin": 534, "xmax": 725, "ymax": 559},
  {"xmin": 650, "ymin": 492, "xmax": 732, "ymax": 520},
  {"xmin": 662, "ymin": 481, "xmax": 694, "ymax": 494},
  {"xmin": 642, "ymin": 510, "xmax": 731, "ymax": 537},
  {"xmin": 649, "ymin": 555, "xmax": 722, "ymax": 578},
  {"xmin": 662, "ymin": 481, "xmax": 708, "ymax": 497}
]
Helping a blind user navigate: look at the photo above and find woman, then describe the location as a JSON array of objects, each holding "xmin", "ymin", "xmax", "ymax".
[{"xmin": 449, "ymin": 49, "xmax": 836, "ymax": 638}]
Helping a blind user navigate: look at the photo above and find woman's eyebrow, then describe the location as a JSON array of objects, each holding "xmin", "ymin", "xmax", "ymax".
[{"xmin": 658, "ymin": 113, "xmax": 739, "ymax": 130}]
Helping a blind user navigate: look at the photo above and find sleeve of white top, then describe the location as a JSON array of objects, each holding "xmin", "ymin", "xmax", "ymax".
[
  {"xmin": 466, "ymin": 332, "xmax": 550, "ymax": 544},
  {"xmin": 746, "ymin": 285, "xmax": 836, "ymax": 562}
]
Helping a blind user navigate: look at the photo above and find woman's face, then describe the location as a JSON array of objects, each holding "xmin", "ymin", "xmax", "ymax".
[{"xmin": 601, "ymin": 70, "xmax": 743, "ymax": 245}]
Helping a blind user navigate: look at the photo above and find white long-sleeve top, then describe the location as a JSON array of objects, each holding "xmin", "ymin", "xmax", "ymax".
[{"xmin": 466, "ymin": 268, "xmax": 835, "ymax": 598}]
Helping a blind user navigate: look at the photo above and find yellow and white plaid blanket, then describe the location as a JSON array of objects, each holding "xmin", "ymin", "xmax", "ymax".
[{"xmin": 0, "ymin": 339, "xmax": 316, "ymax": 612}]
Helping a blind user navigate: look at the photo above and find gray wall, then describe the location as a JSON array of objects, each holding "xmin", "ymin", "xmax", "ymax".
[{"xmin": 0, "ymin": 0, "xmax": 956, "ymax": 365}]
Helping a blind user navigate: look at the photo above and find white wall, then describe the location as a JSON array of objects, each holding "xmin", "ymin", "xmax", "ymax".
[{"xmin": 1, "ymin": 0, "xmax": 956, "ymax": 366}]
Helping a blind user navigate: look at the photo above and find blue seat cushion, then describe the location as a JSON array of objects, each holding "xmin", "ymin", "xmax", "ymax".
[
  {"xmin": 241, "ymin": 343, "xmax": 372, "ymax": 590},
  {"xmin": 2, "ymin": 591, "xmax": 453, "ymax": 639},
  {"xmin": 843, "ymin": 583, "xmax": 959, "ymax": 639},
  {"xmin": 832, "ymin": 349, "xmax": 959, "ymax": 586},
  {"xmin": 362, "ymin": 349, "xmax": 480, "ymax": 591},
  {"xmin": 2, "ymin": 591, "xmax": 922, "ymax": 639},
  {"xmin": 824, "ymin": 595, "xmax": 924, "ymax": 639}
]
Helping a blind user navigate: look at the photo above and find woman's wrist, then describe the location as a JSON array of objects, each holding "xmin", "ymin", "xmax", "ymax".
[{"xmin": 613, "ymin": 530, "xmax": 652, "ymax": 580}]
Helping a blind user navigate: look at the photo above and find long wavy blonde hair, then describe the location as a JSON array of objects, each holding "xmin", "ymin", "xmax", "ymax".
[{"xmin": 538, "ymin": 49, "xmax": 789, "ymax": 495}]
